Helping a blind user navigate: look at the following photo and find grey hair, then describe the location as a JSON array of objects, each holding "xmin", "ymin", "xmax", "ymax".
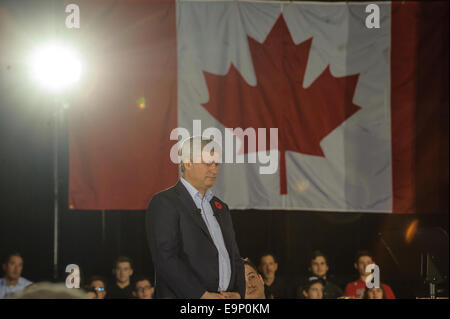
[
  {"xmin": 178, "ymin": 136, "xmax": 221, "ymax": 174},
  {"xmin": 7, "ymin": 282, "xmax": 89, "ymax": 299}
]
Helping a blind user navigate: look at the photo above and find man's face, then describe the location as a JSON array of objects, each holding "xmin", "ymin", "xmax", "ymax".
[
  {"xmin": 367, "ymin": 287, "xmax": 383, "ymax": 299},
  {"xmin": 355, "ymin": 256, "xmax": 374, "ymax": 277},
  {"xmin": 184, "ymin": 151, "xmax": 220, "ymax": 191},
  {"xmin": 134, "ymin": 280, "xmax": 154, "ymax": 299},
  {"xmin": 114, "ymin": 262, "xmax": 133, "ymax": 283},
  {"xmin": 244, "ymin": 265, "xmax": 265, "ymax": 299},
  {"xmin": 259, "ymin": 255, "xmax": 278, "ymax": 279},
  {"xmin": 303, "ymin": 282, "xmax": 324, "ymax": 299},
  {"xmin": 2, "ymin": 256, "xmax": 23, "ymax": 281},
  {"xmin": 90, "ymin": 280, "xmax": 106, "ymax": 299},
  {"xmin": 310, "ymin": 256, "xmax": 329, "ymax": 278}
]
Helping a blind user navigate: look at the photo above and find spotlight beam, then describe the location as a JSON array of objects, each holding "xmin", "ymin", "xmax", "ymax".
[{"xmin": 28, "ymin": 42, "xmax": 82, "ymax": 92}]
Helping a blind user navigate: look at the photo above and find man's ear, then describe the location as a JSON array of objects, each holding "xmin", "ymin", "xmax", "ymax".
[
  {"xmin": 274, "ymin": 263, "xmax": 278, "ymax": 272},
  {"xmin": 354, "ymin": 263, "xmax": 358, "ymax": 270},
  {"xmin": 132, "ymin": 291, "xmax": 137, "ymax": 297},
  {"xmin": 130, "ymin": 269, "xmax": 134, "ymax": 276},
  {"xmin": 302, "ymin": 290, "xmax": 308, "ymax": 298}
]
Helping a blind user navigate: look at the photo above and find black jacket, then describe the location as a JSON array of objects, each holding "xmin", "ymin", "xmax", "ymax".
[
  {"xmin": 146, "ymin": 181, "xmax": 245, "ymax": 299},
  {"xmin": 297, "ymin": 274, "xmax": 344, "ymax": 299}
]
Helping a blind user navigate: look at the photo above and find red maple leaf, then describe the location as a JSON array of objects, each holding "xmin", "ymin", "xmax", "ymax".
[{"xmin": 202, "ymin": 15, "xmax": 361, "ymax": 195}]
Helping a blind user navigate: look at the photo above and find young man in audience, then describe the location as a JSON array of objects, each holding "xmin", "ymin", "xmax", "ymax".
[
  {"xmin": 107, "ymin": 256, "xmax": 134, "ymax": 299},
  {"xmin": 132, "ymin": 275, "xmax": 154, "ymax": 299},
  {"xmin": 300, "ymin": 276, "xmax": 325, "ymax": 299},
  {"xmin": 242, "ymin": 258, "xmax": 266, "ymax": 299},
  {"xmin": 86, "ymin": 275, "xmax": 107, "ymax": 299},
  {"xmin": 345, "ymin": 250, "xmax": 395, "ymax": 299},
  {"xmin": 258, "ymin": 253, "xmax": 293, "ymax": 298},
  {"xmin": 297, "ymin": 250, "xmax": 343, "ymax": 299},
  {"xmin": 0, "ymin": 252, "xmax": 32, "ymax": 299}
]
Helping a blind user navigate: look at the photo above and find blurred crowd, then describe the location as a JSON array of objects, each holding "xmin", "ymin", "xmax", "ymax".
[{"xmin": 0, "ymin": 250, "xmax": 394, "ymax": 299}]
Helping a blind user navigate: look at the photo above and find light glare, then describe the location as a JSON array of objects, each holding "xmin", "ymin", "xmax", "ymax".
[{"xmin": 29, "ymin": 43, "xmax": 82, "ymax": 92}]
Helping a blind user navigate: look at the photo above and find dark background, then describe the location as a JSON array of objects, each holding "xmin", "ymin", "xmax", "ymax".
[{"xmin": 0, "ymin": 0, "xmax": 448, "ymax": 299}]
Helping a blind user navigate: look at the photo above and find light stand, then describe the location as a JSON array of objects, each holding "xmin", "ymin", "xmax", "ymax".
[
  {"xmin": 28, "ymin": 42, "xmax": 81, "ymax": 281},
  {"xmin": 52, "ymin": 99, "xmax": 65, "ymax": 280}
]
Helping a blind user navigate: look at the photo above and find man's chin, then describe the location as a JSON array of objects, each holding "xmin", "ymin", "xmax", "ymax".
[{"xmin": 205, "ymin": 180, "xmax": 216, "ymax": 187}]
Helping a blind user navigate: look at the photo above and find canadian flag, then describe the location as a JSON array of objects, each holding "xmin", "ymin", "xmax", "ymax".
[{"xmin": 68, "ymin": 0, "xmax": 448, "ymax": 213}]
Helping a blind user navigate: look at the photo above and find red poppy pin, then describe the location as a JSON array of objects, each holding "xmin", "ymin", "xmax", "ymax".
[{"xmin": 214, "ymin": 201, "xmax": 223, "ymax": 210}]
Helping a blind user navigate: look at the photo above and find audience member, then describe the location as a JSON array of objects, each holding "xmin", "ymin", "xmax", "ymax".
[
  {"xmin": 86, "ymin": 275, "xmax": 107, "ymax": 299},
  {"xmin": 258, "ymin": 253, "xmax": 292, "ymax": 298},
  {"xmin": 297, "ymin": 250, "xmax": 343, "ymax": 299},
  {"xmin": 344, "ymin": 250, "xmax": 395, "ymax": 299},
  {"xmin": 300, "ymin": 276, "xmax": 324, "ymax": 299},
  {"xmin": 0, "ymin": 252, "xmax": 32, "ymax": 299},
  {"xmin": 242, "ymin": 258, "xmax": 266, "ymax": 299},
  {"xmin": 107, "ymin": 256, "xmax": 134, "ymax": 299},
  {"xmin": 132, "ymin": 275, "xmax": 154, "ymax": 299},
  {"xmin": 363, "ymin": 286, "xmax": 386, "ymax": 299},
  {"xmin": 0, "ymin": 250, "xmax": 404, "ymax": 299}
]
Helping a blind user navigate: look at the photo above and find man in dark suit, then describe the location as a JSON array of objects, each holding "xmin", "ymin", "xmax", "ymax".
[{"xmin": 146, "ymin": 136, "xmax": 245, "ymax": 299}]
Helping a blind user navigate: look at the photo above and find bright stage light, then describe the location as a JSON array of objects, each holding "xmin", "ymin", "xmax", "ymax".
[{"xmin": 28, "ymin": 42, "xmax": 82, "ymax": 92}]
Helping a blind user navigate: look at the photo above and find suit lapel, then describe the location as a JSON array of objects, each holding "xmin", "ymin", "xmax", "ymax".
[
  {"xmin": 211, "ymin": 197, "xmax": 239, "ymax": 290},
  {"xmin": 210, "ymin": 197, "xmax": 233, "ymax": 257},
  {"xmin": 175, "ymin": 181, "xmax": 214, "ymax": 245}
]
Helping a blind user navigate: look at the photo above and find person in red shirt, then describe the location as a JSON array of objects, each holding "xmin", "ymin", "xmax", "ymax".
[{"xmin": 344, "ymin": 250, "xmax": 395, "ymax": 299}]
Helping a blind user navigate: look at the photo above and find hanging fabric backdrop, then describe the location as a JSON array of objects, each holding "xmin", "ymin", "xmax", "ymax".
[{"xmin": 67, "ymin": 0, "xmax": 449, "ymax": 213}]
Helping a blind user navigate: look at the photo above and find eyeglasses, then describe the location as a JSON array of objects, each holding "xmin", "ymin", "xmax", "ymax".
[{"xmin": 93, "ymin": 287, "xmax": 105, "ymax": 292}]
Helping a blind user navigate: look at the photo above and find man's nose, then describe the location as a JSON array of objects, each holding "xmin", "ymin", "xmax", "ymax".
[{"xmin": 209, "ymin": 164, "xmax": 219, "ymax": 172}]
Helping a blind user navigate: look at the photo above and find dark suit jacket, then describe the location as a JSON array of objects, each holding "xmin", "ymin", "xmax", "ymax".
[{"xmin": 145, "ymin": 181, "xmax": 245, "ymax": 299}]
